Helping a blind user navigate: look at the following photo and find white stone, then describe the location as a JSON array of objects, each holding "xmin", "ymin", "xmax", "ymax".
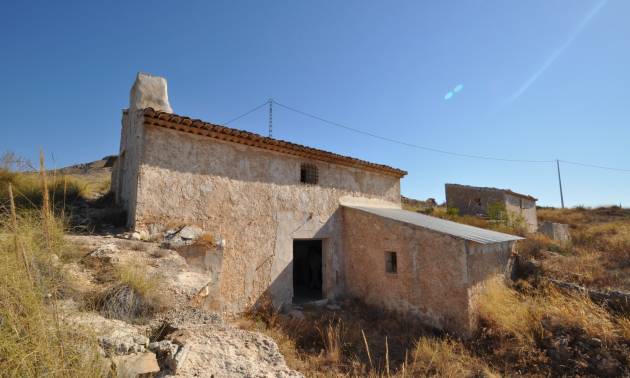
[
  {"xmin": 178, "ymin": 225, "xmax": 203, "ymax": 240},
  {"xmin": 129, "ymin": 72, "xmax": 172, "ymax": 113},
  {"xmin": 112, "ymin": 352, "xmax": 160, "ymax": 377}
]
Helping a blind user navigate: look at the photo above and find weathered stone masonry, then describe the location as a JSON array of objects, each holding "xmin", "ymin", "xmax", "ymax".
[
  {"xmin": 445, "ymin": 183, "xmax": 538, "ymax": 232},
  {"xmin": 113, "ymin": 73, "xmax": 523, "ymax": 335}
]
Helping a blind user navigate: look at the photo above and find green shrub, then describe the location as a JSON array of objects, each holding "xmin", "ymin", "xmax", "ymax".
[{"xmin": 487, "ymin": 201, "xmax": 507, "ymax": 222}]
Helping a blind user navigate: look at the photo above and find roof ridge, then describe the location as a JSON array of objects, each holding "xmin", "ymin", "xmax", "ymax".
[{"xmin": 142, "ymin": 107, "xmax": 407, "ymax": 178}]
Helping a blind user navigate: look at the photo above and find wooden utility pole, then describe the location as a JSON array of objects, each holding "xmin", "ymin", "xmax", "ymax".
[{"xmin": 556, "ymin": 159, "xmax": 565, "ymax": 209}]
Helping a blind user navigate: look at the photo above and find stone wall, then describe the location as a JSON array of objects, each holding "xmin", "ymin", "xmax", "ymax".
[
  {"xmin": 342, "ymin": 206, "xmax": 517, "ymax": 335},
  {"xmin": 113, "ymin": 110, "xmax": 145, "ymax": 227},
  {"xmin": 504, "ymin": 194, "xmax": 537, "ymax": 232},
  {"xmin": 445, "ymin": 184, "xmax": 505, "ymax": 217},
  {"xmin": 445, "ymin": 184, "xmax": 538, "ymax": 232},
  {"xmin": 132, "ymin": 123, "xmax": 401, "ymax": 314},
  {"xmin": 538, "ymin": 221, "xmax": 570, "ymax": 242},
  {"xmin": 342, "ymin": 206, "xmax": 472, "ymax": 334},
  {"xmin": 465, "ymin": 240, "xmax": 517, "ymax": 331}
]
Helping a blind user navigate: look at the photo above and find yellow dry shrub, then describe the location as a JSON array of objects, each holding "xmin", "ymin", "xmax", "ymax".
[
  {"xmin": 408, "ymin": 337, "xmax": 497, "ymax": 378},
  {"xmin": 542, "ymin": 287, "xmax": 617, "ymax": 343},
  {"xmin": 617, "ymin": 317, "xmax": 630, "ymax": 342},
  {"xmin": 478, "ymin": 278, "xmax": 619, "ymax": 345},
  {"xmin": 195, "ymin": 232, "xmax": 215, "ymax": 247},
  {"xmin": 476, "ymin": 278, "xmax": 543, "ymax": 343},
  {"xmin": 0, "ymin": 210, "xmax": 104, "ymax": 377}
]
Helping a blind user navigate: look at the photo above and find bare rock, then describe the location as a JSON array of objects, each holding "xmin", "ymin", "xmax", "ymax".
[
  {"xmin": 167, "ymin": 324, "xmax": 302, "ymax": 377},
  {"xmin": 112, "ymin": 352, "xmax": 160, "ymax": 378},
  {"xmin": 64, "ymin": 311, "xmax": 149, "ymax": 356},
  {"xmin": 149, "ymin": 339, "xmax": 190, "ymax": 374},
  {"xmin": 155, "ymin": 308, "xmax": 301, "ymax": 377},
  {"xmin": 84, "ymin": 243, "xmax": 120, "ymax": 266},
  {"xmin": 178, "ymin": 225, "xmax": 203, "ymax": 241}
]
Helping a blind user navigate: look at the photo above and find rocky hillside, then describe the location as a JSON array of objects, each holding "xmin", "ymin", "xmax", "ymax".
[{"xmin": 59, "ymin": 232, "xmax": 302, "ymax": 377}]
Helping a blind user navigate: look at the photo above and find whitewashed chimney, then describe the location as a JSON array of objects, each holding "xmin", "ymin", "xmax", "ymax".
[{"xmin": 129, "ymin": 72, "xmax": 172, "ymax": 113}]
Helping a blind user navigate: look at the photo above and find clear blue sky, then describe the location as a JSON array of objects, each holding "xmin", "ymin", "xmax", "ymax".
[{"xmin": 1, "ymin": 1, "xmax": 629, "ymax": 207}]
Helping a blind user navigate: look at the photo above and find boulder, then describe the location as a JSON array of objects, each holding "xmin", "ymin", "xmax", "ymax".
[{"xmin": 112, "ymin": 352, "xmax": 160, "ymax": 378}]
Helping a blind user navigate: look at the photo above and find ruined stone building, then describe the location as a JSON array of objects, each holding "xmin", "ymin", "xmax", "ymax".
[
  {"xmin": 445, "ymin": 183, "xmax": 538, "ymax": 232},
  {"xmin": 112, "ymin": 73, "xmax": 522, "ymax": 335}
]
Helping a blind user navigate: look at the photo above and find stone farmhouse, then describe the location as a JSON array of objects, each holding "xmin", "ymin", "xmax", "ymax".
[
  {"xmin": 112, "ymin": 73, "xmax": 522, "ymax": 335},
  {"xmin": 445, "ymin": 183, "xmax": 538, "ymax": 232}
]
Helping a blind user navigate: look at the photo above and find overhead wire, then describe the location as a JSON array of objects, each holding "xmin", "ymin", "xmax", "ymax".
[
  {"xmin": 223, "ymin": 101, "xmax": 269, "ymax": 125},
  {"xmin": 273, "ymin": 100, "xmax": 553, "ymax": 164},
  {"xmin": 559, "ymin": 159, "xmax": 630, "ymax": 173},
  {"xmin": 220, "ymin": 99, "xmax": 630, "ymax": 173}
]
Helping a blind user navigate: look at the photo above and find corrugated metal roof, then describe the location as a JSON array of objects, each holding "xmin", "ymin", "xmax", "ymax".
[{"xmin": 344, "ymin": 205, "xmax": 524, "ymax": 244}]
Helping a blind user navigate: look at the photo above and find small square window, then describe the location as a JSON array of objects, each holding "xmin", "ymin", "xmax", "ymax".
[
  {"xmin": 300, "ymin": 163, "xmax": 318, "ymax": 185},
  {"xmin": 385, "ymin": 251, "xmax": 397, "ymax": 274}
]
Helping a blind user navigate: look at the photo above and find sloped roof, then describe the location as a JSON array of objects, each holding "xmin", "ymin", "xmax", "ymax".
[
  {"xmin": 445, "ymin": 183, "xmax": 537, "ymax": 201},
  {"xmin": 344, "ymin": 205, "xmax": 524, "ymax": 244},
  {"xmin": 141, "ymin": 108, "xmax": 407, "ymax": 178}
]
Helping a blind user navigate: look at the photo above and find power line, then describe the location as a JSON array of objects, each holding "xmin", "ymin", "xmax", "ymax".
[
  {"xmin": 221, "ymin": 99, "xmax": 630, "ymax": 174},
  {"xmin": 273, "ymin": 100, "xmax": 553, "ymax": 164},
  {"xmin": 559, "ymin": 159, "xmax": 630, "ymax": 173},
  {"xmin": 223, "ymin": 101, "xmax": 269, "ymax": 125}
]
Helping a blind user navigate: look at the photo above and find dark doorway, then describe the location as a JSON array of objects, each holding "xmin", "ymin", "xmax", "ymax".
[{"xmin": 293, "ymin": 239, "xmax": 323, "ymax": 303}]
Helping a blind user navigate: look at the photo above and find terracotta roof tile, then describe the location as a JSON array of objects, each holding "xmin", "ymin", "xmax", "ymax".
[{"xmin": 142, "ymin": 108, "xmax": 407, "ymax": 178}]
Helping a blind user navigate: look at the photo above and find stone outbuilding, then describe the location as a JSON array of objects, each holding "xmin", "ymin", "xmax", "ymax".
[
  {"xmin": 445, "ymin": 183, "xmax": 538, "ymax": 232},
  {"xmin": 112, "ymin": 73, "xmax": 523, "ymax": 336},
  {"xmin": 538, "ymin": 221, "xmax": 571, "ymax": 242}
]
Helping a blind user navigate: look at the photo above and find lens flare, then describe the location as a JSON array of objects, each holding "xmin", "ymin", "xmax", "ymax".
[{"xmin": 444, "ymin": 91, "xmax": 454, "ymax": 100}]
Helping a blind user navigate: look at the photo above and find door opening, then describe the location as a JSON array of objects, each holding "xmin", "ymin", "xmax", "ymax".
[{"xmin": 293, "ymin": 239, "xmax": 323, "ymax": 303}]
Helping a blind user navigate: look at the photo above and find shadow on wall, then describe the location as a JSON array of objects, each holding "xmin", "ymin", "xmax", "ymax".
[{"xmin": 192, "ymin": 208, "xmax": 343, "ymax": 314}]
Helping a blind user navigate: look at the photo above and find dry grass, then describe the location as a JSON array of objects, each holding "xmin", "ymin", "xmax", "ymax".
[
  {"xmin": 476, "ymin": 278, "xmax": 543, "ymax": 344},
  {"xmin": 87, "ymin": 263, "xmax": 166, "ymax": 323},
  {"xmin": 240, "ymin": 299, "xmax": 500, "ymax": 378},
  {"xmin": 474, "ymin": 278, "xmax": 630, "ymax": 375},
  {"xmin": 195, "ymin": 232, "xmax": 215, "ymax": 247},
  {"xmin": 618, "ymin": 317, "xmax": 630, "ymax": 341},
  {"xmin": 409, "ymin": 337, "xmax": 496, "ymax": 378},
  {"xmin": 478, "ymin": 278, "xmax": 619, "ymax": 343},
  {"xmin": 535, "ymin": 206, "xmax": 630, "ymax": 290},
  {"xmin": 0, "ymin": 169, "xmax": 87, "ymax": 212},
  {"xmin": 0, "ymin": 202, "xmax": 104, "ymax": 376},
  {"xmin": 542, "ymin": 286, "xmax": 618, "ymax": 343}
]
